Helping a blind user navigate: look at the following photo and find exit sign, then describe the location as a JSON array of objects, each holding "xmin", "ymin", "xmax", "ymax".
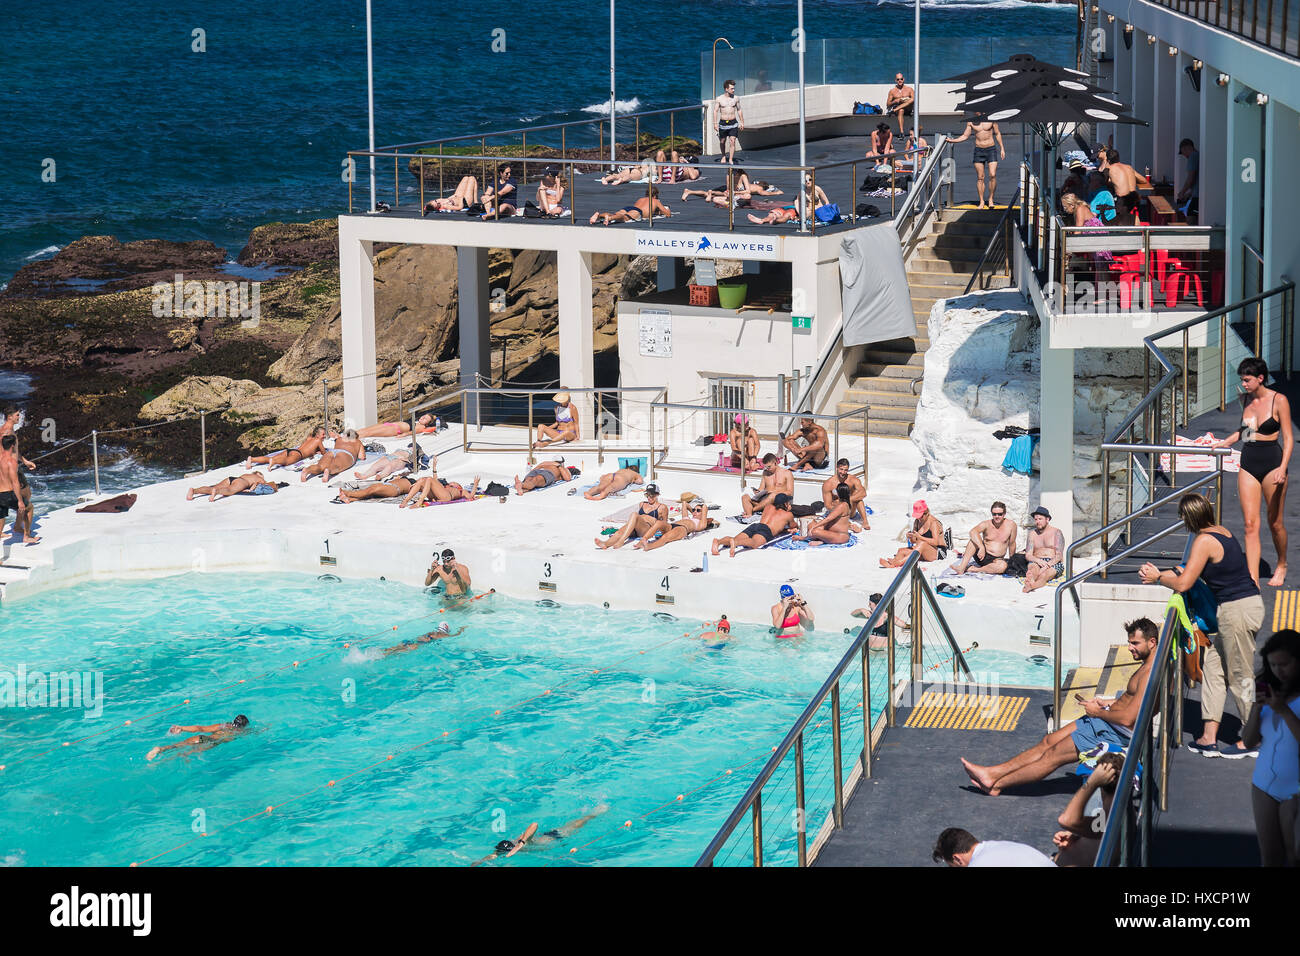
[{"xmin": 792, "ymin": 315, "xmax": 812, "ymax": 333}]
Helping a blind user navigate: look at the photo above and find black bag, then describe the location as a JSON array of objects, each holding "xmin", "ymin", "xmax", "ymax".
[
  {"xmin": 855, "ymin": 203, "xmax": 882, "ymax": 219},
  {"xmin": 523, "ymin": 200, "xmax": 545, "ymax": 218},
  {"xmin": 483, "ymin": 481, "xmax": 511, "ymax": 497},
  {"xmin": 465, "ymin": 202, "xmax": 486, "ymax": 216},
  {"xmin": 1006, "ymin": 553, "xmax": 1030, "ymax": 576}
]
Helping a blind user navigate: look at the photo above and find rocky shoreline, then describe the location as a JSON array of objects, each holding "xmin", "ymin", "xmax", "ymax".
[{"xmin": 0, "ymin": 218, "xmax": 654, "ymax": 473}]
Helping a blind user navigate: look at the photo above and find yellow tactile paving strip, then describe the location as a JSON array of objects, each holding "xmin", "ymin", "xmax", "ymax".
[
  {"xmin": 1272, "ymin": 589, "xmax": 1300, "ymax": 632},
  {"xmin": 903, "ymin": 692, "xmax": 1030, "ymax": 732}
]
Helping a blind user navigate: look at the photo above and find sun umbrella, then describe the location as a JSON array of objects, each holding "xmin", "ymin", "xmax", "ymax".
[{"xmin": 943, "ymin": 53, "xmax": 1091, "ymax": 85}]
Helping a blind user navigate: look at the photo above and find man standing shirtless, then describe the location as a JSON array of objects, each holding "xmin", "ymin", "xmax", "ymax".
[
  {"xmin": 951, "ymin": 501, "xmax": 1018, "ymax": 575},
  {"xmin": 886, "ymin": 72, "xmax": 915, "ymax": 136},
  {"xmin": 1022, "ymin": 506, "xmax": 1066, "ymax": 593},
  {"xmin": 1098, "ymin": 147, "xmax": 1137, "ymax": 210},
  {"xmin": 714, "ymin": 79, "xmax": 745, "ymax": 165},
  {"xmin": 949, "ymin": 113, "xmax": 1005, "ymax": 209},
  {"xmin": 742, "ymin": 453, "xmax": 794, "ymax": 517},
  {"xmin": 1, "ymin": 408, "xmax": 37, "ymax": 544},
  {"xmin": 782, "ymin": 415, "xmax": 829, "ymax": 471},
  {"xmin": 0, "ymin": 435, "xmax": 28, "ymax": 549},
  {"xmin": 822, "ymin": 458, "xmax": 868, "ymax": 529}
]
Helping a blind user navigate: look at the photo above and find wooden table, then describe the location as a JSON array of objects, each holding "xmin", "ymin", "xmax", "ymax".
[{"xmin": 1147, "ymin": 194, "xmax": 1179, "ymax": 225}]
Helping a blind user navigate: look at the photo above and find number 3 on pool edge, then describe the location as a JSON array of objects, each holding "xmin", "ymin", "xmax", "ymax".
[
  {"xmin": 660, "ymin": 575, "xmax": 669, "ymax": 590},
  {"xmin": 544, "ymin": 562, "xmax": 552, "ymax": 578}
]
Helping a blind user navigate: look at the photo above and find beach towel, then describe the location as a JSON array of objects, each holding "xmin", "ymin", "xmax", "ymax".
[
  {"xmin": 75, "ymin": 493, "xmax": 137, "ymax": 514},
  {"xmin": 769, "ymin": 533, "xmax": 859, "ymax": 551},
  {"xmin": 1159, "ymin": 433, "xmax": 1240, "ymax": 473},
  {"xmin": 1002, "ymin": 434, "xmax": 1038, "ymax": 475},
  {"xmin": 577, "ymin": 482, "xmax": 631, "ymax": 498}
]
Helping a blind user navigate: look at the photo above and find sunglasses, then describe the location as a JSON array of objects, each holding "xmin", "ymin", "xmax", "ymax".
[{"xmin": 991, "ymin": 512, "xmax": 1006, "ymax": 518}]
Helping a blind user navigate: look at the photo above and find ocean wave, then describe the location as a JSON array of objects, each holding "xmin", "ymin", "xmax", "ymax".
[
  {"xmin": 875, "ymin": 0, "xmax": 1070, "ymax": 7},
  {"xmin": 23, "ymin": 245, "xmax": 61, "ymax": 260},
  {"xmin": 581, "ymin": 97, "xmax": 642, "ymax": 116}
]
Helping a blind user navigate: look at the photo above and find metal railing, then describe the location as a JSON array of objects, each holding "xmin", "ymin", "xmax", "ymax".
[
  {"xmin": 695, "ymin": 550, "xmax": 973, "ymax": 866},
  {"xmin": 1151, "ymin": 0, "xmax": 1299, "ymax": 58},
  {"xmin": 1095, "ymin": 607, "xmax": 1186, "ymax": 866},
  {"xmin": 964, "ymin": 186, "xmax": 1021, "ymax": 294},
  {"xmin": 1055, "ymin": 224, "xmax": 1227, "ymax": 314},
  {"xmin": 647, "ymin": 399, "xmax": 869, "ymax": 492},
  {"xmin": 406, "ymin": 385, "xmax": 668, "ymax": 468}
]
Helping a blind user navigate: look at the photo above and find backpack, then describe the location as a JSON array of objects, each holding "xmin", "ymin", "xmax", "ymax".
[
  {"xmin": 855, "ymin": 203, "xmax": 882, "ymax": 219},
  {"xmin": 853, "ymin": 102, "xmax": 882, "ymax": 115},
  {"xmin": 814, "ymin": 203, "xmax": 842, "ymax": 224},
  {"xmin": 483, "ymin": 481, "xmax": 511, "ymax": 497}
]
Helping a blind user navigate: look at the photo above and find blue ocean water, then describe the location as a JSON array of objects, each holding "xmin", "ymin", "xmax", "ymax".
[{"xmin": 0, "ymin": 0, "xmax": 1075, "ymax": 283}]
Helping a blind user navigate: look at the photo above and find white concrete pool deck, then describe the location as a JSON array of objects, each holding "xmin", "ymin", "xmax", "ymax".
[{"xmin": 0, "ymin": 424, "xmax": 1069, "ymax": 655}]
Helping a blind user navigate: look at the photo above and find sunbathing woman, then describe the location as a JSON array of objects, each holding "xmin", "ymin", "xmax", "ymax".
[
  {"xmin": 337, "ymin": 474, "xmax": 414, "ymax": 503},
  {"xmin": 353, "ymin": 447, "xmax": 417, "ymax": 481},
  {"xmin": 588, "ymin": 188, "xmax": 671, "ymax": 225},
  {"xmin": 536, "ymin": 391, "xmax": 580, "ymax": 446},
  {"xmin": 681, "ymin": 170, "xmax": 780, "ymax": 208},
  {"xmin": 187, "ymin": 471, "xmax": 278, "ymax": 502},
  {"xmin": 424, "ymin": 176, "xmax": 479, "ymax": 214},
  {"xmin": 356, "ymin": 414, "xmax": 435, "ymax": 439},
  {"xmin": 584, "ymin": 464, "xmax": 643, "ymax": 500},
  {"xmin": 794, "ymin": 483, "xmax": 853, "ymax": 546},
  {"xmin": 600, "ymin": 161, "xmax": 656, "ymax": 186},
  {"xmin": 636, "ymin": 498, "xmax": 716, "ymax": 551},
  {"xmin": 246, "ymin": 425, "xmax": 328, "ymax": 468},
  {"xmin": 537, "ymin": 170, "xmax": 566, "ymax": 216},
  {"xmin": 300, "ymin": 430, "xmax": 365, "ymax": 484},
  {"xmin": 401, "ymin": 474, "xmax": 480, "ymax": 508},
  {"xmin": 655, "ymin": 150, "xmax": 701, "ymax": 184}
]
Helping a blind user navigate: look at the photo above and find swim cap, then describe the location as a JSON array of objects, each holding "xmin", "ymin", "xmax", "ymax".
[
  {"xmin": 495, "ymin": 839, "xmax": 516, "ymax": 854},
  {"xmin": 717, "ymin": 617, "xmax": 731, "ymax": 631},
  {"xmin": 780, "ymin": 584, "xmax": 795, "ymax": 599},
  {"xmin": 436, "ymin": 622, "xmax": 451, "ymax": 635},
  {"xmin": 441, "ymin": 548, "xmax": 456, "ymax": 560}
]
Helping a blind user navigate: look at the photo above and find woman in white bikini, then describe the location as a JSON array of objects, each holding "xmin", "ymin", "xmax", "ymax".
[
  {"xmin": 536, "ymin": 390, "xmax": 580, "ymax": 446},
  {"xmin": 635, "ymin": 499, "xmax": 716, "ymax": 552},
  {"xmin": 536, "ymin": 170, "xmax": 566, "ymax": 216}
]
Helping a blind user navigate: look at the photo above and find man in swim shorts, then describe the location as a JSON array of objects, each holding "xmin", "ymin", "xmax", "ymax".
[
  {"xmin": 1022, "ymin": 506, "xmax": 1066, "ymax": 593},
  {"xmin": 949, "ymin": 112, "xmax": 1005, "ymax": 209},
  {"xmin": 300, "ymin": 429, "xmax": 365, "ymax": 484},
  {"xmin": 583, "ymin": 461, "xmax": 644, "ymax": 500},
  {"xmin": 712, "ymin": 493, "xmax": 797, "ymax": 557},
  {"xmin": 187, "ymin": 471, "xmax": 278, "ymax": 501},
  {"xmin": 960, "ymin": 619, "xmax": 1156, "ymax": 794},
  {"xmin": 713, "ymin": 79, "xmax": 744, "ymax": 165},
  {"xmin": 771, "ymin": 584, "xmax": 814, "ymax": 637},
  {"xmin": 595, "ymin": 483, "xmax": 668, "ymax": 550},
  {"xmin": 246, "ymin": 425, "xmax": 329, "ymax": 469},
  {"xmin": 382, "ymin": 621, "xmax": 465, "ymax": 656},
  {"xmin": 426, "ymin": 548, "xmax": 472, "ymax": 596},
  {"xmin": 742, "ymin": 453, "xmax": 794, "ymax": 517},
  {"xmin": 822, "ymin": 458, "xmax": 868, "ymax": 529},
  {"xmin": 146, "ymin": 714, "xmax": 250, "ymax": 761},
  {"xmin": 1, "ymin": 410, "xmax": 38, "ymax": 545},
  {"xmin": 472, "ymin": 805, "xmax": 610, "ymax": 864},
  {"xmin": 514, "ymin": 459, "xmax": 577, "ymax": 495},
  {"xmin": 782, "ymin": 415, "xmax": 829, "ymax": 471},
  {"xmin": 951, "ymin": 501, "xmax": 1018, "ymax": 576}
]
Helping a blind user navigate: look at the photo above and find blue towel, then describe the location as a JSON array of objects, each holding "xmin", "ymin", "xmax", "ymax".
[
  {"xmin": 769, "ymin": 533, "xmax": 859, "ymax": 552},
  {"xmin": 1002, "ymin": 434, "xmax": 1039, "ymax": 475}
]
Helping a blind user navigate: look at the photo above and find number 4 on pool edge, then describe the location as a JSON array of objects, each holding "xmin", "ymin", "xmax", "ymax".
[{"xmin": 660, "ymin": 575, "xmax": 669, "ymax": 590}]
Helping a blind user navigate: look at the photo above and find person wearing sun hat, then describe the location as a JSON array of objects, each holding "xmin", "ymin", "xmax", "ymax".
[
  {"xmin": 728, "ymin": 413, "xmax": 761, "ymax": 471},
  {"xmin": 536, "ymin": 389, "xmax": 580, "ymax": 447},
  {"xmin": 880, "ymin": 499, "xmax": 946, "ymax": 568}
]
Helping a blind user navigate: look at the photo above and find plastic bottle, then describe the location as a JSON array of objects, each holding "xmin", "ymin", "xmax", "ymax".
[{"xmin": 702, "ymin": 552, "xmax": 709, "ymax": 573}]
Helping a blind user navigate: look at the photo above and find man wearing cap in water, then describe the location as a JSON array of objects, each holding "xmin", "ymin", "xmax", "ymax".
[
  {"xmin": 596, "ymin": 482, "xmax": 669, "ymax": 550},
  {"xmin": 146, "ymin": 715, "xmax": 251, "ymax": 761},
  {"xmin": 713, "ymin": 492, "xmax": 798, "ymax": 556},
  {"xmin": 427, "ymin": 548, "xmax": 472, "ymax": 596},
  {"xmin": 728, "ymin": 414, "xmax": 761, "ymax": 470},
  {"xmin": 1021, "ymin": 506, "xmax": 1066, "ymax": 593},
  {"xmin": 741, "ymin": 453, "xmax": 794, "ymax": 517},
  {"xmin": 535, "ymin": 390, "xmax": 580, "ymax": 447},
  {"xmin": 880, "ymin": 499, "xmax": 945, "ymax": 567},
  {"xmin": 472, "ymin": 805, "xmax": 610, "ymax": 865},
  {"xmin": 383, "ymin": 621, "xmax": 467, "ymax": 656}
]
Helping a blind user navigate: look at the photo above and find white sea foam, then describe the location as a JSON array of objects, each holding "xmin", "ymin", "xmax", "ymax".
[
  {"xmin": 581, "ymin": 97, "xmax": 641, "ymax": 116},
  {"xmin": 344, "ymin": 646, "xmax": 383, "ymax": 664},
  {"xmin": 23, "ymin": 245, "xmax": 61, "ymax": 260}
]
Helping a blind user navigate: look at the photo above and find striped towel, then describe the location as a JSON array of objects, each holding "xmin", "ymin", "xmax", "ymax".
[{"xmin": 1158, "ymin": 433, "xmax": 1240, "ymax": 473}]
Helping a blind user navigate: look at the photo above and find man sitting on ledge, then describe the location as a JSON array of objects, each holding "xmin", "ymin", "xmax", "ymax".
[
  {"xmin": 782, "ymin": 415, "xmax": 829, "ymax": 471},
  {"xmin": 950, "ymin": 501, "xmax": 1017, "ymax": 575},
  {"xmin": 960, "ymin": 618, "xmax": 1157, "ymax": 795}
]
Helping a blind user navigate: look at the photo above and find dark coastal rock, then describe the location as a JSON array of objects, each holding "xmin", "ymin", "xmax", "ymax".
[
  {"xmin": 237, "ymin": 219, "xmax": 339, "ymax": 267},
  {"xmin": 1, "ymin": 236, "xmax": 228, "ymax": 299}
]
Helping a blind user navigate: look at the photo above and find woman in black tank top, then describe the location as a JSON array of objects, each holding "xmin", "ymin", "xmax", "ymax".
[{"xmin": 1211, "ymin": 357, "xmax": 1293, "ymax": 586}]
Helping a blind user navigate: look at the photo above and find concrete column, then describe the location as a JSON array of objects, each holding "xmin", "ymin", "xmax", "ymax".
[
  {"xmin": 1264, "ymin": 102, "xmax": 1300, "ymax": 372},
  {"xmin": 1040, "ymin": 328, "xmax": 1076, "ymax": 547},
  {"xmin": 656, "ymin": 256, "xmax": 690, "ymax": 291},
  {"xmin": 1130, "ymin": 31, "xmax": 1156, "ymax": 171},
  {"xmin": 1152, "ymin": 43, "xmax": 1178, "ymax": 182},
  {"xmin": 457, "ymin": 246, "xmax": 492, "ymax": 423},
  {"xmin": 1198, "ymin": 66, "xmax": 1228, "ymax": 228},
  {"xmin": 1226, "ymin": 79, "xmax": 1265, "ymax": 326},
  {"xmin": 340, "ymin": 230, "xmax": 377, "ymax": 429},
  {"xmin": 557, "ymin": 247, "xmax": 595, "ymax": 428},
  {"xmin": 1110, "ymin": 18, "xmax": 1134, "ymax": 155}
]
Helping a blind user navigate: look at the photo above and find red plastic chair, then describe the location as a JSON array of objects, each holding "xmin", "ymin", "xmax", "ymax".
[{"xmin": 1164, "ymin": 268, "xmax": 1205, "ymax": 309}]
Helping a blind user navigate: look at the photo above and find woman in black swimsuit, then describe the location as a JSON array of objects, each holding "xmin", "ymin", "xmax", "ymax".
[{"xmin": 1213, "ymin": 357, "xmax": 1293, "ymax": 586}]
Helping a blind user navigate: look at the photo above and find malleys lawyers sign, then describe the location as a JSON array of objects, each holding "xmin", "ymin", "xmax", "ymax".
[{"xmin": 633, "ymin": 231, "xmax": 781, "ymax": 261}]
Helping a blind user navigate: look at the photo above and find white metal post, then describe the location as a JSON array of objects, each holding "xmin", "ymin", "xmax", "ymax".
[
  {"xmin": 913, "ymin": 0, "xmax": 921, "ymax": 135},
  {"xmin": 609, "ymin": 0, "xmax": 616, "ymax": 167},
  {"xmin": 797, "ymin": 0, "xmax": 807, "ymax": 232},
  {"xmin": 366, "ymin": 0, "xmax": 376, "ymax": 213}
]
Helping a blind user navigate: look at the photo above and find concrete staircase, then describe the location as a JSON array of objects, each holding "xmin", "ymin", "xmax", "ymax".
[{"xmin": 839, "ymin": 207, "xmax": 1009, "ymax": 438}]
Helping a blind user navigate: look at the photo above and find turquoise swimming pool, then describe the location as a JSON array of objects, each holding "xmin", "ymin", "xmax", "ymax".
[{"xmin": 0, "ymin": 572, "xmax": 876, "ymax": 866}]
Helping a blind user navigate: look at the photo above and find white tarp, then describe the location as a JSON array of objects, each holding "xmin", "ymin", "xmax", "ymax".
[{"xmin": 839, "ymin": 222, "xmax": 916, "ymax": 347}]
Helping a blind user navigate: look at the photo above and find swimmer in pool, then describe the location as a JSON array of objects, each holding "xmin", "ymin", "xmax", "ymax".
[
  {"xmin": 699, "ymin": 615, "xmax": 733, "ymax": 647},
  {"xmin": 146, "ymin": 715, "xmax": 250, "ymax": 761},
  {"xmin": 771, "ymin": 584, "xmax": 814, "ymax": 638},
  {"xmin": 187, "ymin": 471, "xmax": 278, "ymax": 501},
  {"xmin": 426, "ymin": 548, "xmax": 472, "ymax": 596},
  {"xmin": 382, "ymin": 621, "xmax": 465, "ymax": 656},
  {"xmin": 472, "ymin": 804, "xmax": 610, "ymax": 864}
]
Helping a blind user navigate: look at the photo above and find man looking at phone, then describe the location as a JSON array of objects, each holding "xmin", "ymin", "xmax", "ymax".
[{"xmin": 959, "ymin": 619, "xmax": 1157, "ymax": 795}]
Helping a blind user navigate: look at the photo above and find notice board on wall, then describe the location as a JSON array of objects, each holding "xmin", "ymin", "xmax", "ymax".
[{"xmin": 638, "ymin": 309, "xmax": 672, "ymax": 358}]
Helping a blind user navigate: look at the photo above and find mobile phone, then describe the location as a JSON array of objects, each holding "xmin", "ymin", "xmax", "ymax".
[
  {"xmin": 1073, "ymin": 693, "xmax": 1085, "ymax": 703},
  {"xmin": 1256, "ymin": 679, "xmax": 1271, "ymax": 697}
]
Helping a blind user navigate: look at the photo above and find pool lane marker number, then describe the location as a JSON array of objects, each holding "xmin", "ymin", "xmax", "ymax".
[
  {"xmin": 656, "ymin": 574, "xmax": 673, "ymax": 605},
  {"xmin": 539, "ymin": 560, "xmax": 556, "ymax": 592}
]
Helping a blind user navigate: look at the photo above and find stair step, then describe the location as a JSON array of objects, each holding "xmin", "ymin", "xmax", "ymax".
[
  {"xmin": 913, "ymin": 247, "xmax": 984, "ymax": 265},
  {"xmin": 932, "ymin": 220, "xmax": 1002, "ymax": 237},
  {"xmin": 843, "ymin": 387, "xmax": 920, "ymax": 407},
  {"xmin": 841, "ymin": 417, "xmax": 912, "ymax": 438},
  {"xmin": 909, "ymin": 257, "xmax": 981, "ymax": 275},
  {"xmin": 839, "ymin": 400, "xmax": 917, "ymax": 422},
  {"xmin": 857, "ymin": 362, "xmax": 926, "ymax": 380},
  {"xmin": 849, "ymin": 375, "xmax": 920, "ymax": 394},
  {"xmin": 937, "ymin": 207, "xmax": 1010, "ymax": 223},
  {"xmin": 859, "ymin": 348, "xmax": 924, "ymax": 367},
  {"xmin": 907, "ymin": 271, "xmax": 972, "ymax": 287},
  {"xmin": 918, "ymin": 232, "xmax": 988, "ymax": 251}
]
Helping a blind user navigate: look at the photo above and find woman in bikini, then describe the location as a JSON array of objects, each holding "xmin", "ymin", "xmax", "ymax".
[
  {"xmin": 794, "ymin": 483, "xmax": 853, "ymax": 547},
  {"xmin": 536, "ymin": 391, "xmax": 580, "ymax": 446},
  {"xmin": 655, "ymin": 150, "xmax": 700, "ymax": 184},
  {"xmin": 600, "ymin": 160, "xmax": 656, "ymax": 186},
  {"xmin": 536, "ymin": 170, "xmax": 566, "ymax": 216},
  {"xmin": 246, "ymin": 426, "xmax": 328, "ymax": 469},
  {"xmin": 771, "ymin": 584, "xmax": 814, "ymax": 638},
  {"xmin": 356, "ymin": 414, "xmax": 435, "ymax": 439},
  {"xmin": 1212, "ymin": 357, "xmax": 1293, "ymax": 586},
  {"xmin": 424, "ymin": 176, "xmax": 479, "ymax": 214},
  {"xmin": 881, "ymin": 500, "xmax": 944, "ymax": 568},
  {"xmin": 187, "ymin": 471, "xmax": 277, "ymax": 502},
  {"xmin": 400, "ymin": 474, "xmax": 480, "ymax": 508},
  {"xmin": 300, "ymin": 430, "xmax": 365, "ymax": 484},
  {"xmin": 595, "ymin": 484, "xmax": 667, "ymax": 550},
  {"xmin": 748, "ymin": 173, "xmax": 825, "ymax": 225},
  {"xmin": 636, "ymin": 498, "xmax": 715, "ymax": 551}
]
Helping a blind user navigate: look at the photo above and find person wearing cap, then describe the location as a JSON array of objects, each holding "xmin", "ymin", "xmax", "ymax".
[
  {"xmin": 742, "ymin": 453, "xmax": 794, "ymax": 517},
  {"xmin": 771, "ymin": 584, "xmax": 814, "ymax": 638},
  {"xmin": 637, "ymin": 496, "xmax": 716, "ymax": 552},
  {"xmin": 1021, "ymin": 506, "xmax": 1066, "ymax": 593},
  {"xmin": 1061, "ymin": 159, "xmax": 1090, "ymax": 201},
  {"xmin": 382, "ymin": 621, "xmax": 467, "ymax": 657},
  {"xmin": 146, "ymin": 714, "xmax": 251, "ymax": 761},
  {"xmin": 823, "ymin": 458, "xmax": 868, "ymax": 529},
  {"xmin": 595, "ymin": 482, "xmax": 669, "ymax": 550},
  {"xmin": 713, "ymin": 492, "xmax": 797, "ymax": 557},
  {"xmin": 472, "ymin": 805, "xmax": 610, "ymax": 865},
  {"xmin": 514, "ymin": 458, "xmax": 578, "ymax": 495},
  {"xmin": 950, "ymin": 500, "xmax": 1018, "ymax": 576},
  {"xmin": 781, "ymin": 415, "xmax": 830, "ymax": 472},
  {"xmin": 535, "ymin": 391, "xmax": 580, "ymax": 447},
  {"xmin": 426, "ymin": 548, "xmax": 472, "ymax": 596},
  {"xmin": 729, "ymin": 414, "xmax": 761, "ymax": 471},
  {"xmin": 880, "ymin": 500, "xmax": 945, "ymax": 568},
  {"xmin": 583, "ymin": 460, "xmax": 645, "ymax": 501},
  {"xmin": 699, "ymin": 615, "xmax": 733, "ymax": 647}
]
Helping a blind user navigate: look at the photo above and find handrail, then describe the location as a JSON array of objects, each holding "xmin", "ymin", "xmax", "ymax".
[
  {"xmin": 1095, "ymin": 607, "xmax": 1183, "ymax": 867},
  {"xmin": 696, "ymin": 550, "xmax": 974, "ymax": 866},
  {"xmin": 963, "ymin": 185, "xmax": 1021, "ymax": 294},
  {"xmin": 695, "ymin": 551, "xmax": 920, "ymax": 866}
]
